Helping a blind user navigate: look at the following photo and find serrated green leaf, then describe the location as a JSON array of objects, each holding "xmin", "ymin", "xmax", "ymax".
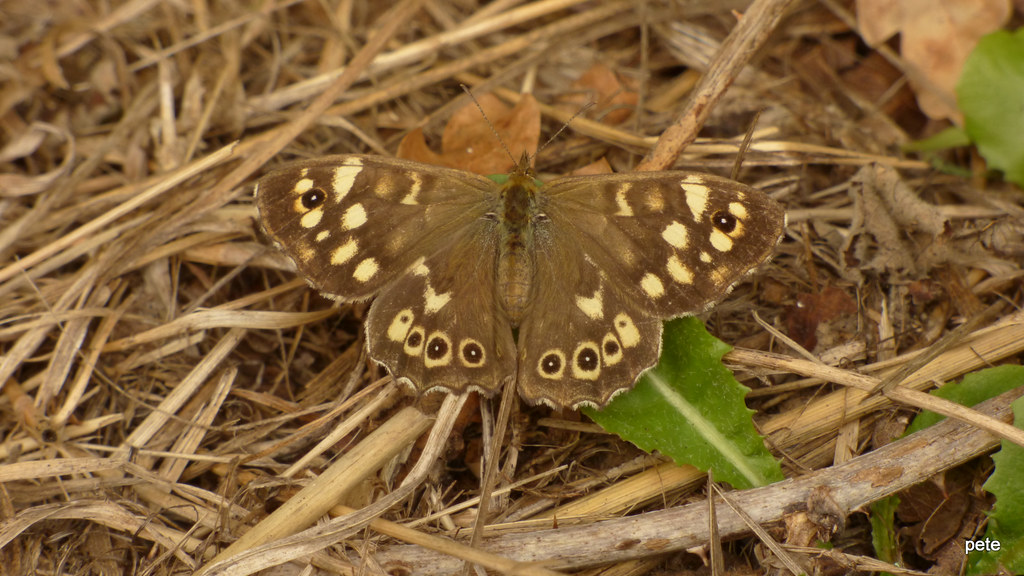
[
  {"xmin": 904, "ymin": 365, "xmax": 1024, "ymax": 436},
  {"xmin": 584, "ymin": 316, "xmax": 783, "ymax": 490},
  {"xmin": 957, "ymin": 28, "xmax": 1024, "ymax": 186},
  {"xmin": 968, "ymin": 395, "xmax": 1024, "ymax": 575}
]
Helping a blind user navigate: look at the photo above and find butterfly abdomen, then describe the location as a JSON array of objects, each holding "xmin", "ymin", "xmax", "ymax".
[{"xmin": 495, "ymin": 168, "xmax": 543, "ymax": 326}]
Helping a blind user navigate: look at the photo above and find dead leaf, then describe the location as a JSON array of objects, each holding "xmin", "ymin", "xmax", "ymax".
[
  {"xmin": 784, "ymin": 285, "xmax": 857, "ymax": 351},
  {"xmin": 397, "ymin": 93, "xmax": 540, "ymax": 175},
  {"xmin": 844, "ymin": 164, "xmax": 950, "ymax": 276},
  {"xmin": 896, "ymin": 468, "xmax": 971, "ymax": 558},
  {"xmin": 557, "ymin": 62, "xmax": 639, "ymax": 125},
  {"xmin": 856, "ymin": 0, "xmax": 1011, "ymax": 122}
]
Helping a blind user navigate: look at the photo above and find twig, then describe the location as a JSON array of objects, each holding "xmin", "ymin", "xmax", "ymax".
[
  {"xmin": 638, "ymin": 0, "xmax": 796, "ymax": 171},
  {"xmin": 374, "ymin": 387, "xmax": 1023, "ymax": 573}
]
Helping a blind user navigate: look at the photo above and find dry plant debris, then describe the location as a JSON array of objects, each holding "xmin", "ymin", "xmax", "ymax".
[{"xmin": 1, "ymin": 0, "xmax": 1023, "ymax": 575}]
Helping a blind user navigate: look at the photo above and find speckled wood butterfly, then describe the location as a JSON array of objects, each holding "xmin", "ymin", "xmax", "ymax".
[{"xmin": 254, "ymin": 153, "xmax": 785, "ymax": 409}]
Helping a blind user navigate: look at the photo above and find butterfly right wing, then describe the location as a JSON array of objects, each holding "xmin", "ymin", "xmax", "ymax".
[
  {"xmin": 514, "ymin": 227, "xmax": 663, "ymax": 409},
  {"xmin": 540, "ymin": 171, "xmax": 785, "ymax": 319},
  {"xmin": 515, "ymin": 171, "xmax": 784, "ymax": 409},
  {"xmin": 254, "ymin": 155, "xmax": 500, "ymax": 302}
]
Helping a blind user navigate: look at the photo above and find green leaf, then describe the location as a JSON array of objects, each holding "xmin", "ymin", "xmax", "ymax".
[
  {"xmin": 957, "ymin": 28, "xmax": 1024, "ymax": 186},
  {"xmin": 904, "ymin": 365, "xmax": 1024, "ymax": 436},
  {"xmin": 899, "ymin": 365, "xmax": 1024, "ymax": 576},
  {"xmin": 870, "ymin": 496, "xmax": 900, "ymax": 576},
  {"xmin": 584, "ymin": 316, "xmax": 783, "ymax": 490},
  {"xmin": 968, "ymin": 394, "xmax": 1024, "ymax": 575},
  {"xmin": 903, "ymin": 126, "xmax": 971, "ymax": 153},
  {"xmin": 902, "ymin": 126, "xmax": 973, "ymax": 178}
]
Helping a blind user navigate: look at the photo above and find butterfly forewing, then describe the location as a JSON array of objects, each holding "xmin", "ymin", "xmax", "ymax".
[
  {"xmin": 255, "ymin": 155, "xmax": 499, "ymax": 302},
  {"xmin": 541, "ymin": 171, "xmax": 786, "ymax": 318}
]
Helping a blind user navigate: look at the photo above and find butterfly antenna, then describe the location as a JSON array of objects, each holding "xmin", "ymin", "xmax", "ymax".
[
  {"xmin": 461, "ymin": 84, "xmax": 519, "ymax": 168},
  {"xmin": 537, "ymin": 100, "xmax": 596, "ymax": 158},
  {"xmin": 731, "ymin": 108, "xmax": 763, "ymax": 181}
]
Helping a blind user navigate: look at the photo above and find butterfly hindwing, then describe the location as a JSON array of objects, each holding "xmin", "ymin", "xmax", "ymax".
[
  {"xmin": 364, "ymin": 220, "xmax": 517, "ymax": 396},
  {"xmin": 517, "ymin": 229, "xmax": 663, "ymax": 408}
]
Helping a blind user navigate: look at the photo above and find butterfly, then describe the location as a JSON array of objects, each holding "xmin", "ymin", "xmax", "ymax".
[{"xmin": 254, "ymin": 153, "xmax": 785, "ymax": 409}]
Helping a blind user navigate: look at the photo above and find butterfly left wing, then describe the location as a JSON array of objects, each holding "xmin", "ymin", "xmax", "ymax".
[
  {"xmin": 364, "ymin": 218, "xmax": 518, "ymax": 397},
  {"xmin": 254, "ymin": 155, "xmax": 499, "ymax": 302},
  {"xmin": 516, "ymin": 171, "xmax": 785, "ymax": 408}
]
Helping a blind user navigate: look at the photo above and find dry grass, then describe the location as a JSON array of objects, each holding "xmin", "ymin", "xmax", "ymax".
[{"xmin": 2, "ymin": 0, "xmax": 1023, "ymax": 575}]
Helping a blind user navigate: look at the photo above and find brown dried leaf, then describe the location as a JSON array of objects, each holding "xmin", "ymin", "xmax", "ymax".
[
  {"xmin": 397, "ymin": 93, "xmax": 541, "ymax": 175},
  {"xmin": 856, "ymin": 0, "xmax": 1011, "ymax": 122},
  {"xmin": 784, "ymin": 285, "xmax": 857, "ymax": 351},
  {"xmin": 845, "ymin": 164, "xmax": 950, "ymax": 276},
  {"xmin": 558, "ymin": 62, "xmax": 639, "ymax": 125},
  {"xmin": 896, "ymin": 468, "xmax": 972, "ymax": 558}
]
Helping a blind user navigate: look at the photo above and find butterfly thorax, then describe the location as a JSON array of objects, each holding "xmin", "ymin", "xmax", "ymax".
[{"xmin": 495, "ymin": 162, "xmax": 541, "ymax": 327}]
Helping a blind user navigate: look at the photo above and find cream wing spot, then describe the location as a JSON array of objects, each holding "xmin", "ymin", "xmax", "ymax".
[
  {"xmin": 342, "ymin": 203, "xmax": 367, "ymax": 230},
  {"xmin": 662, "ymin": 221, "xmax": 689, "ymax": 249},
  {"xmin": 614, "ymin": 313, "xmax": 641, "ymax": 348},
  {"xmin": 729, "ymin": 201, "xmax": 748, "ymax": 220},
  {"xmin": 424, "ymin": 284, "xmax": 452, "ymax": 314},
  {"xmin": 710, "ymin": 228, "xmax": 734, "ymax": 252},
  {"xmin": 571, "ymin": 342, "xmax": 601, "ymax": 380},
  {"xmin": 424, "ymin": 332, "xmax": 453, "ymax": 368},
  {"xmin": 641, "ymin": 273, "xmax": 665, "ymax": 299},
  {"xmin": 387, "ymin": 309, "xmax": 415, "ymax": 342},
  {"xmin": 682, "ymin": 181, "xmax": 710, "ymax": 221},
  {"xmin": 575, "ymin": 287, "xmax": 604, "ymax": 320},
  {"xmin": 644, "ymin": 189, "xmax": 665, "ymax": 212},
  {"xmin": 614, "ymin": 184, "xmax": 633, "ymax": 216},
  {"xmin": 411, "ymin": 257, "xmax": 429, "ymax": 276},
  {"xmin": 293, "ymin": 178, "xmax": 314, "ymax": 196},
  {"xmin": 353, "ymin": 258, "xmax": 379, "ymax": 282},
  {"xmin": 331, "ymin": 239, "xmax": 358, "ymax": 265},
  {"xmin": 315, "ymin": 230, "xmax": 330, "ymax": 243},
  {"xmin": 331, "ymin": 160, "xmax": 363, "ymax": 203},
  {"xmin": 667, "ymin": 255, "xmax": 694, "ymax": 284},
  {"xmin": 300, "ymin": 208, "xmax": 323, "ymax": 229},
  {"xmin": 401, "ymin": 173, "xmax": 422, "ymax": 205},
  {"xmin": 700, "ymin": 251, "xmax": 712, "ymax": 263},
  {"xmin": 537, "ymin": 350, "xmax": 566, "ymax": 380}
]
